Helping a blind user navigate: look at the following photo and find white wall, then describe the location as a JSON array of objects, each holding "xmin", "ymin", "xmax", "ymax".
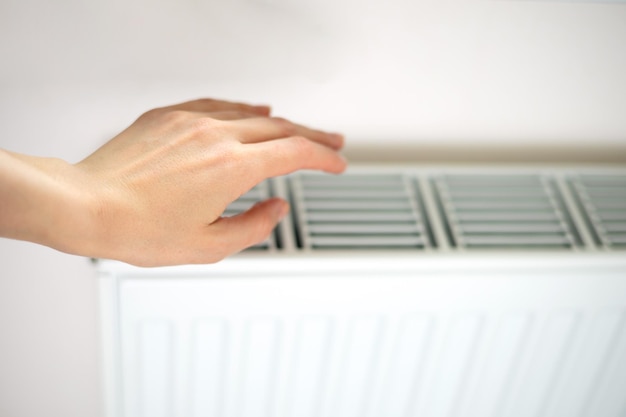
[
  {"xmin": 1, "ymin": 0, "xmax": 625, "ymax": 148},
  {"xmin": 0, "ymin": 240, "xmax": 101, "ymax": 417},
  {"xmin": 1, "ymin": 0, "xmax": 625, "ymax": 416}
]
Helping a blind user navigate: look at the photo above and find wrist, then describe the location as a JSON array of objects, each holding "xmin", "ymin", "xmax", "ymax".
[{"xmin": 0, "ymin": 150, "xmax": 101, "ymax": 257}]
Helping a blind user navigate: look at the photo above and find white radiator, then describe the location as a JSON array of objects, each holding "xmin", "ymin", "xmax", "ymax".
[{"xmin": 98, "ymin": 165, "xmax": 626, "ymax": 417}]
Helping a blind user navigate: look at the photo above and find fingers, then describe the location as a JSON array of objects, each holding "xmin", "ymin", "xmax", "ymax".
[
  {"xmin": 246, "ymin": 136, "xmax": 348, "ymax": 179},
  {"xmin": 146, "ymin": 99, "xmax": 346, "ymax": 153},
  {"xmin": 229, "ymin": 117, "xmax": 344, "ymax": 150},
  {"xmin": 160, "ymin": 99, "xmax": 344, "ymax": 150},
  {"xmin": 165, "ymin": 98, "xmax": 271, "ymax": 116},
  {"xmin": 207, "ymin": 198, "xmax": 289, "ymax": 259}
]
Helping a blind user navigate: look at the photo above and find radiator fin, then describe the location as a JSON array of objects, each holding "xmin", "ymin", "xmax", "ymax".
[
  {"xmin": 285, "ymin": 317, "xmax": 333, "ymax": 417},
  {"xmin": 190, "ymin": 320, "xmax": 227, "ymax": 417},
  {"xmin": 422, "ymin": 315, "xmax": 484, "ymax": 417},
  {"xmin": 376, "ymin": 314, "xmax": 434, "ymax": 417},
  {"xmin": 433, "ymin": 175, "xmax": 580, "ymax": 249},
  {"xmin": 467, "ymin": 313, "xmax": 533, "ymax": 417},
  {"xmin": 583, "ymin": 311, "xmax": 626, "ymax": 417},
  {"xmin": 238, "ymin": 318, "xmax": 281, "ymax": 417},
  {"xmin": 138, "ymin": 321, "xmax": 173, "ymax": 417},
  {"xmin": 505, "ymin": 312, "xmax": 581, "ymax": 417},
  {"xmin": 569, "ymin": 174, "xmax": 626, "ymax": 249},
  {"xmin": 546, "ymin": 310, "xmax": 626, "ymax": 417},
  {"xmin": 332, "ymin": 316, "xmax": 384, "ymax": 417}
]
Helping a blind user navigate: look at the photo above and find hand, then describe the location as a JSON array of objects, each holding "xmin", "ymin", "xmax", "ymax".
[{"xmin": 0, "ymin": 98, "xmax": 346, "ymax": 266}]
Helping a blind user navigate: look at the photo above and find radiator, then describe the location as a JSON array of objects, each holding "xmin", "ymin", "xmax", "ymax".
[{"xmin": 97, "ymin": 165, "xmax": 626, "ymax": 417}]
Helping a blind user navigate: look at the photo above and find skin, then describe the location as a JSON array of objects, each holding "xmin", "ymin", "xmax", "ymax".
[{"xmin": 0, "ymin": 98, "xmax": 347, "ymax": 266}]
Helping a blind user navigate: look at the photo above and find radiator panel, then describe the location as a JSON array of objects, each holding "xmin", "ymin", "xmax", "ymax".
[{"xmin": 110, "ymin": 264, "xmax": 626, "ymax": 417}]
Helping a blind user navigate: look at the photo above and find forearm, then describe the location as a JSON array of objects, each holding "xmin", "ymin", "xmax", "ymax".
[{"xmin": 0, "ymin": 149, "xmax": 96, "ymax": 255}]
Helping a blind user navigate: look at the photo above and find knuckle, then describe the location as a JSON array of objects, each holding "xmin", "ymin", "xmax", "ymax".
[
  {"xmin": 139, "ymin": 108, "xmax": 189, "ymax": 126},
  {"xmin": 205, "ymin": 141, "xmax": 247, "ymax": 175},
  {"xmin": 290, "ymin": 135, "xmax": 314, "ymax": 156},
  {"xmin": 162, "ymin": 109, "xmax": 189, "ymax": 124},
  {"xmin": 271, "ymin": 117, "xmax": 297, "ymax": 137},
  {"xmin": 189, "ymin": 116, "xmax": 221, "ymax": 135},
  {"xmin": 137, "ymin": 107, "xmax": 165, "ymax": 122}
]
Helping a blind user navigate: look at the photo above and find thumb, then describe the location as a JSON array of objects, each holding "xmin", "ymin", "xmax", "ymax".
[{"xmin": 211, "ymin": 198, "xmax": 289, "ymax": 254}]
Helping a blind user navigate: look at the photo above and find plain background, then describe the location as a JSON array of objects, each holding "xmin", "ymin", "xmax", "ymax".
[{"xmin": 1, "ymin": 0, "xmax": 625, "ymax": 416}]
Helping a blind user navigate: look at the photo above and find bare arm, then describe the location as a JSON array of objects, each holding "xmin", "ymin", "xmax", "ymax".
[{"xmin": 0, "ymin": 98, "xmax": 346, "ymax": 266}]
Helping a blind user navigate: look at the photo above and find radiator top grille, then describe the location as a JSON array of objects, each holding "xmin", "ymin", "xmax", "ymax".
[
  {"xmin": 289, "ymin": 173, "xmax": 433, "ymax": 250},
  {"xmin": 228, "ymin": 169, "xmax": 626, "ymax": 253}
]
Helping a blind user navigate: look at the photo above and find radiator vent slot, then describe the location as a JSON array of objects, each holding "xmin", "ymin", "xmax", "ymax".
[
  {"xmin": 290, "ymin": 173, "xmax": 433, "ymax": 250},
  {"xmin": 224, "ymin": 181, "xmax": 276, "ymax": 250},
  {"xmin": 569, "ymin": 175, "xmax": 626, "ymax": 249},
  {"xmin": 433, "ymin": 174, "xmax": 581, "ymax": 249}
]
